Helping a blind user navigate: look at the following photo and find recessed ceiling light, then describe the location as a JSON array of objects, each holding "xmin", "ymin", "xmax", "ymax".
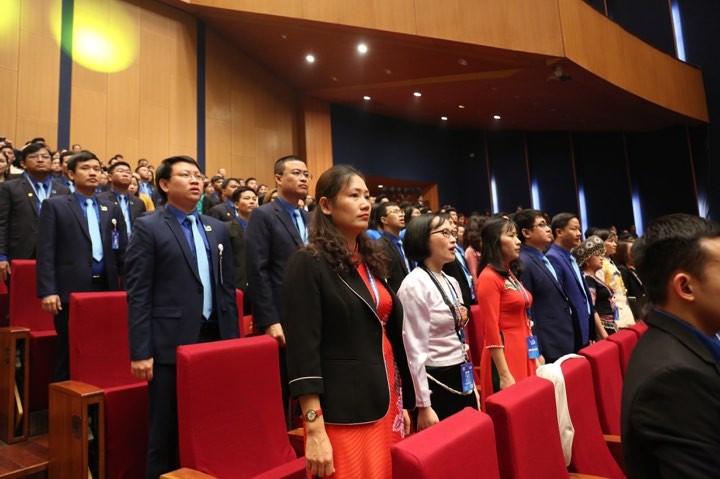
[
  {"xmin": 280, "ymin": 34, "xmax": 287, "ymax": 40},
  {"xmin": 331, "ymin": 76, "xmax": 338, "ymax": 82},
  {"xmin": 441, "ymin": 116, "xmax": 448, "ymax": 121},
  {"xmin": 363, "ymin": 95, "xmax": 371, "ymax": 101},
  {"xmin": 378, "ymin": 184, "xmax": 384, "ymax": 189},
  {"xmin": 384, "ymin": 68, "xmax": 392, "ymax": 75},
  {"xmin": 413, "ymin": 92, "xmax": 422, "ymax": 97},
  {"xmin": 357, "ymin": 43, "xmax": 368, "ymax": 54},
  {"xmin": 458, "ymin": 58, "xmax": 468, "ymax": 66},
  {"xmin": 493, "ymin": 115, "xmax": 501, "ymax": 120},
  {"xmin": 458, "ymin": 105, "xmax": 465, "ymax": 109},
  {"xmin": 305, "ymin": 54, "xmax": 315, "ymax": 63}
]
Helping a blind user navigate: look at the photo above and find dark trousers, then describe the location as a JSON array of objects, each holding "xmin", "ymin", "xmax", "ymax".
[
  {"xmin": 53, "ymin": 306, "xmax": 70, "ymax": 382},
  {"xmin": 145, "ymin": 323, "xmax": 220, "ymax": 479},
  {"xmin": 412, "ymin": 363, "xmax": 479, "ymax": 427}
]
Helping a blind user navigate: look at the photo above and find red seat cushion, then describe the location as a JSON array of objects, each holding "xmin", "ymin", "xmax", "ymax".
[
  {"xmin": 627, "ymin": 321, "xmax": 648, "ymax": 337},
  {"xmin": 9, "ymin": 260, "xmax": 54, "ymax": 330},
  {"xmin": 607, "ymin": 329, "xmax": 638, "ymax": 376}
]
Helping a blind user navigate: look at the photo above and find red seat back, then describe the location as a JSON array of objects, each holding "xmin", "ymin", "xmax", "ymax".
[
  {"xmin": 9, "ymin": 260, "xmax": 54, "ymax": 330},
  {"xmin": 486, "ymin": 377, "xmax": 569, "ymax": 479},
  {"xmin": 177, "ymin": 336, "xmax": 298, "ymax": 478},
  {"xmin": 467, "ymin": 304, "xmax": 483, "ymax": 366},
  {"xmin": 392, "ymin": 408, "xmax": 500, "ymax": 479},
  {"xmin": 561, "ymin": 358, "xmax": 625, "ymax": 479},
  {"xmin": 579, "ymin": 341, "xmax": 623, "ymax": 435},
  {"xmin": 69, "ymin": 292, "xmax": 142, "ymax": 388},
  {"xmin": 627, "ymin": 321, "xmax": 648, "ymax": 337},
  {"xmin": 607, "ymin": 329, "xmax": 638, "ymax": 375}
]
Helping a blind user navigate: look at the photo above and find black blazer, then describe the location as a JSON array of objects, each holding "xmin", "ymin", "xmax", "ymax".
[
  {"xmin": 621, "ymin": 310, "xmax": 720, "ymax": 478},
  {"xmin": 443, "ymin": 259, "xmax": 474, "ymax": 308},
  {"xmin": 201, "ymin": 192, "xmax": 221, "ymax": 215},
  {"xmin": 617, "ymin": 263, "xmax": 645, "ymax": 319},
  {"xmin": 283, "ymin": 250, "xmax": 416, "ymax": 424},
  {"xmin": 0, "ymin": 176, "xmax": 70, "ymax": 260},
  {"xmin": 97, "ymin": 190, "xmax": 146, "ymax": 226},
  {"xmin": 226, "ymin": 220, "xmax": 247, "ymax": 293},
  {"xmin": 378, "ymin": 234, "xmax": 408, "ymax": 293},
  {"xmin": 209, "ymin": 202, "xmax": 236, "ymax": 222}
]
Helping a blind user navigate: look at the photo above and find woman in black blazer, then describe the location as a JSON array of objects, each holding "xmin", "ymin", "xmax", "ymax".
[{"xmin": 283, "ymin": 165, "xmax": 415, "ymax": 479}]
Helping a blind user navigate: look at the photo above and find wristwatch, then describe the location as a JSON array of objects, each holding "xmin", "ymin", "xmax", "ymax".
[{"xmin": 304, "ymin": 408, "xmax": 323, "ymax": 422}]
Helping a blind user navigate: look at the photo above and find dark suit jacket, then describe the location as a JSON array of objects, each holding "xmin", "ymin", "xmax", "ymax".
[
  {"xmin": 226, "ymin": 220, "xmax": 247, "ymax": 293},
  {"xmin": 283, "ymin": 250, "xmax": 416, "ymax": 424},
  {"xmin": 36, "ymin": 194, "xmax": 127, "ymax": 301},
  {"xmin": 443, "ymin": 259, "xmax": 474, "ymax": 309},
  {"xmin": 125, "ymin": 208, "xmax": 239, "ymax": 365},
  {"xmin": 617, "ymin": 263, "xmax": 645, "ymax": 319},
  {"xmin": 209, "ymin": 202, "xmax": 236, "ymax": 222},
  {"xmin": 519, "ymin": 246, "xmax": 580, "ymax": 360},
  {"xmin": 621, "ymin": 310, "xmax": 720, "ymax": 477},
  {"xmin": 201, "ymin": 192, "xmax": 221, "ymax": 215},
  {"xmin": 97, "ymin": 190, "xmax": 146, "ymax": 226},
  {"xmin": 378, "ymin": 234, "xmax": 408, "ymax": 293},
  {"xmin": 0, "ymin": 176, "xmax": 70, "ymax": 260},
  {"xmin": 245, "ymin": 200, "xmax": 309, "ymax": 330},
  {"xmin": 546, "ymin": 243, "xmax": 595, "ymax": 344}
]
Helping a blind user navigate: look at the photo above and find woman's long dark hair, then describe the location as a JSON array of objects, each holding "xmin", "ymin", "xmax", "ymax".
[
  {"xmin": 307, "ymin": 165, "xmax": 389, "ymax": 278},
  {"xmin": 479, "ymin": 217, "xmax": 519, "ymax": 278}
]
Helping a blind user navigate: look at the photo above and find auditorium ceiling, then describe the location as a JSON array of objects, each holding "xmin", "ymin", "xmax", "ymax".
[{"xmin": 161, "ymin": 1, "xmax": 705, "ymax": 132}]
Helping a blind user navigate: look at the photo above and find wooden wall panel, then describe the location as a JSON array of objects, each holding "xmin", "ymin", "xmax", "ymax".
[
  {"xmin": 0, "ymin": 0, "xmax": 22, "ymax": 141},
  {"xmin": 205, "ymin": 28, "xmax": 299, "ymax": 185},
  {"xmin": 301, "ymin": 97, "xmax": 334, "ymax": 180}
]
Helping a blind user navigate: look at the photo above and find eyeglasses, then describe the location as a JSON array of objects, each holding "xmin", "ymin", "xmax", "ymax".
[
  {"xmin": 288, "ymin": 169, "xmax": 312, "ymax": 179},
  {"xmin": 431, "ymin": 229, "xmax": 455, "ymax": 238},
  {"xmin": 239, "ymin": 195, "xmax": 257, "ymax": 201},
  {"xmin": 172, "ymin": 172, "xmax": 204, "ymax": 181},
  {"xmin": 386, "ymin": 209, "xmax": 404, "ymax": 216},
  {"xmin": 113, "ymin": 168, "xmax": 132, "ymax": 175},
  {"xmin": 27, "ymin": 154, "xmax": 51, "ymax": 160},
  {"xmin": 532, "ymin": 221, "xmax": 549, "ymax": 229}
]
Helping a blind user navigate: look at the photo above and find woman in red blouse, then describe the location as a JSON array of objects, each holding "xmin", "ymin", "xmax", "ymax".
[{"xmin": 476, "ymin": 217, "xmax": 540, "ymax": 407}]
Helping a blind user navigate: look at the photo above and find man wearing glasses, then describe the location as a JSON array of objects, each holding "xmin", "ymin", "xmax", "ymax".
[
  {"xmin": 98, "ymin": 161, "xmax": 146, "ymax": 237},
  {"xmin": 377, "ymin": 201, "xmax": 409, "ymax": 292},
  {"xmin": 0, "ymin": 142, "xmax": 70, "ymax": 284}
]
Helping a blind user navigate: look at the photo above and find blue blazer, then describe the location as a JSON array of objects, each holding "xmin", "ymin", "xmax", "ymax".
[
  {"xmin": 545, "ymin": 243, "xmax": 595, "ymax": 345},
  {"xmin": 125, "ymin": 207, "xmax": 239, "ymax": 364},
  {"xmin": 36, "ymin": 194, "xmax": 127, "ymax": 301},
  {"xmin": 245, "ymin": 200, "xmax": 309, "ymax": 330},
  {"xmin": 519, "ymin": 246, "xmax": 579, "ymax": 360}
]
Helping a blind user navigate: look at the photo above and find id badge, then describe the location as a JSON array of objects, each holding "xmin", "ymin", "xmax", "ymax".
[
  {"xmin": 111, "ymin": 230, "xmax": 120, "ymax": 250},
  {"xmin": 526, "ymin": 335, "xmax": 540, "ymax": 359},
  {"xmin": 460, "ymin": 362, "xmax": 474, "ymax": 393}
]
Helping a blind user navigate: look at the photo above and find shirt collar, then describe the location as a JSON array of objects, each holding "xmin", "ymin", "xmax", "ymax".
[
  {"xmin": 656, "ymin": 308, "xmax": 720, "ymax": 364},
  {"xmin": 383, "ymin": 231, "xmax": 401, "ymax": 242},
  {"xmin": 522, "ymin": 244, "xmax": 545, "ymax": 259},
  {"xmin": 24, "ymin": 172, "xmax": 52, "ymax": 189},
  {"xmin": 166, "ymin": 204, "xmax": 199, "ymax": 225},
  {"xmin": 275, "ymin": 195, "xmax": 298, "ymax": 216},
  {"xmin": 551, "ymin": 243, "xmax": 573, "ymax": 259}
]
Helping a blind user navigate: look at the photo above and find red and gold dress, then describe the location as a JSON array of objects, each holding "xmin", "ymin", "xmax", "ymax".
[
  {"xmin": 476, "ymin": 266, "xmax": 537, "ymax": 408},
  {"xmin": 310, "ymin": 262, "xmax": 404, "ymax": 478}
]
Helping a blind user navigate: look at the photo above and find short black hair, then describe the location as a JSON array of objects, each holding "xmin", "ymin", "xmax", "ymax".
[
  {"xmin": 273, "ymin": 155, "xmax": 303, "ymax": 175},
  {"xmin": 59, "ymin": 150, "xmax": 75, "ymax": 164},
  {"xmin": 21, "ymin": 142, "xmax": 50, "ymax": 162},
  {"xmin": 404, "ymin": 213, "xmax": 448, "ymax": 263},
  {"xmin": 155, "ymin": 155, "xmax": 200, "ymax": 202},
  {"xmin": 232, "ymin": 186, "xmax": 257, "ymax": 203},
  {"xmin": 512, "ymin": 209, "xmax": 544, "ymax": 244},
  {"xmin": 633, "ymin": 214, "xmax": 720, "ymax": 305},
  {"xmin": 479, "ymin": 217, "xmax": 518, "ymax": 278},
  {"xmin": 374, "ymin": 194, "xmax": 388, "ymax": 204},
  {"xmin": 67, "ymin": 151, "xmax": 100, "ymax": 172},
  {"xmin": 594, "ymin": 229, "xmax": 616, "ymax": 242},
  {"xmin": 550, "ymin": 212, "xmax": 579, "ymax": 238},
  {"xmin": 377, "ymin": 202, "xmax": 399, "ymax": 230},
  {"xmin": 221, "ymin": 177, "xmax": 240, "ymax": 189},
  {"xmin": 108, "ymin": 161, "xmax": 132, "ymax": 175},
  {"xmin": 245, "ymin": 177, "xmax": 257, "ymax": 184}
]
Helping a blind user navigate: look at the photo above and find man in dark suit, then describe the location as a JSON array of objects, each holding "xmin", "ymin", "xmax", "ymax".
[
  {"xmin": 200, "ymin": 174, "xmax": 223, "ymax": 214},
  {"xmin": 443, "ymin": 218, "xmax": 476, "ymax": 308},
  {"xmin": 546, "ymin": 212, "xmax": 595, "ymax": 347},
  {"xmin": 0, "ymin": 142, "xmax": 71, "ymax": 283},
  {"xmin": 377, "ymin": 201, "xmax": 409, "ymax": 292},
  {"xmin": 126, "ymin": 155, "xmax": 239, "ymax": 479},
  {"xmin": 36, "ymin": 151, "xmax": 127, "ymax": 381},
  {"xmin": 97, "ymin": 161, "xmax": 146, "ymax": 236},
  {"xmin": 231, "ymin": 186, "xmax": 257, "ymax": 231},
  {"xmin": 515, "ymin": 209, "xmax": 580, "ymax": 362},
  {"xmin": 208, "ymin": 177, "xmax": 241, "ymax": 221},
  {"xmin": 622, "ymin": 214, "xmax": 720, "ymax": 478},
  {"xmin": 227, "ymin": 187, "xmax": 258, "ymax": 312},
  {"xmin": 245, "ymin": 155, "xmax": 310, "ymax": 412},
  {"xmin": 135, "ymin": 164, "xmax": 161, "ymax": 206}
]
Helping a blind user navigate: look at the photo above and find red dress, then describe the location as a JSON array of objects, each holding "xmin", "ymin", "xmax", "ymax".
[
  {"xmin": 310, "ymin": 262, "xmax": 404, "ymax": 478},
  {"xmin": 476, "ymin": 266, "xmax": 537, "ymax": 408}
]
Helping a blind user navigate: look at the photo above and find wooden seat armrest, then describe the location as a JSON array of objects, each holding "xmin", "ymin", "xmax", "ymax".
[
  {"xmin": 161, "ymin": 467, "xmax": 217, "ymax": 479},
  {"xmin": 568, "ymin": 474, "xmax": 610, "ymax": 479},
  {"xmin": 288, "ymin": 427, "xmax": 305, "ymax": 458},
  {"xmin": 603, "ymin": 434, "xmax": 625, "ymax": 471}
]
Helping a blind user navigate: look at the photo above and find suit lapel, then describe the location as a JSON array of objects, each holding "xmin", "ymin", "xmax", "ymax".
[
  {"xmin": 201, "ymin": 216, "xmax": 220, "ymax": 286},
  {"xmin": 382, "ymin": 235, "xmax": 408, "ymax": 274},
  {"xmin": 68, "ymin": 195, "xmax": 92, "ymax": 241},
  {"xmin": 341, "ymin": 267, "xmax": 378, "ymax": 315},
  {"xmin": 530, "ymin": 252, "xmax": 567, "ymax": 297},
  {"xmin": 272, "ymin": 201, "xmax": 303, "ymax": 245},
  {"xmin": 163, "ymin": 208, "xmax": 201, "ymax": 283},
  {"xmin": 20, "ymin": 179, "xmax": 39, "ymax": 218}
]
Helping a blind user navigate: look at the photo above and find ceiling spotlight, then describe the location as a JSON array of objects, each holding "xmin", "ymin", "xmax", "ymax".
[
  {"xmin": 441, "ymin": 116, "xmax": 448, "ymax": 121},
  {"xmin": 413, "ymin": 92, "xmax": 422, "ymax": 97},
  {"xmin": 357, "ymin": 43, "xmax": 368, "ymax": 54},
  {"xmin": 458, "ymin": 58, "xmax": 468, "ymax": 66},
  {"xmin": 280, "ymin": 34, "xmax": 287, "ymax": 40},
  {"xmin": 378, "ymin": 184, "xmax": 384, "ymax": 189},
  {"xmin": 331, "ymin": 76, "xmax": 338, "ymax": 82},
  {"xmin": 384, "ymin": 68, "xmax": 392, "ymax": 75},
  {"xmin": 363, "ymin": 95, "xmax": 371, "ymax": 101},
  {"xmin": 493, "ymin": 115, "xmax": 501, "ymax": 120},
  {"xmin": 305, "ymin": 54, "xmax": 315, "ymax": 63},
  {"xmin": 458, "ymin": 105, "xmax": 465, "ymax": 109}
]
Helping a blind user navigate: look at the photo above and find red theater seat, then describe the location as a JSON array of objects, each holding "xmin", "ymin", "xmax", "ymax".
[
  {"xmin": 175, "ymin": 336, "xmax": 304, "ymax": 478},
  {"xmin": 606, "ymin": 330, "xmax": 638, "ymax": 376},
  {"xmin": 9, "ymin": 260, "xmax": 56, "ymax": 411},
  {"xmin": 69, "ymin": 291, "xmax": 148, "ymax": 479},
  {"xmin": 561, "ymin": 358, "xmax": 626, "ymax": 478},
  {"xmin": 626, "ymin": 321, "xmax": 648, "ymax": 337},
  {"xmin": 235, "ymin": 289, "xmax": 254, "ymax": 337},
  {"xmin": 392, "ymin": 407, "xmax": 500, "ymax": 479},
  {"xmin": 579, "ymin": 341, "xmax": 623, "ymax": 435}
]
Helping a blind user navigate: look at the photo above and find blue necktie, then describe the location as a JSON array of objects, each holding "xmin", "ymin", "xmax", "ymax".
[
  {"xmin": 454, "ymin": 248, "xmax": 475, "ymax": 301},
  {"xmin": 570, "ymin": 256, "xmax": 591, "ymax": 314},
  {"xmin": 36, "ymin": 183, "xmax": 47, "ymax": 213},
  {"xmin": 119, "ymin": 195, "xmax": 131, "ymax": 237},
  {"xmin": 68, "ymin": 181, "xmax": 75, "ymax": 193},
  {"xmin": 542, "ymin": 255, "xmax": 558, "ymax": 282},
  {"xmin": 85, "ymin": 199, "xmax": 103, "ymax": 262},
  {"xmin": 293, "ymin": 209, "xmax": 308, "ymax": 243},
  {"xmin": 186, "ymin": 215, "xmax": 213, "ymax": 320},
  {"xmin": 397, "ymin": 239, "xmax": 410, "ymax": 271}
]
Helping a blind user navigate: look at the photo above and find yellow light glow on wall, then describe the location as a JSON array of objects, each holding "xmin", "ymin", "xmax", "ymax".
[
  {"xmin": 0, "ymin": 0, "xmax": 21, "ymax": 40},
  {"xmin": 51, "ymin": 0, "xmax": 138, "ymax": 73}
]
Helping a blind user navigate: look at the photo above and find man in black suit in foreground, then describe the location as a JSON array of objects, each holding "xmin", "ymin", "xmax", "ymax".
[{"xmin": 621, "ymin": 214, "xmax": 720, "ymax": 478}]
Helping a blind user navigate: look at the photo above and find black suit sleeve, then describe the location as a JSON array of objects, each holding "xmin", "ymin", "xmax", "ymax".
[
  {"xmin": 125, "ymin": 217, "xmax": 156, "ymax": 360},
  {"xmin": 227, "ymin": 221, "xmax": 247, "ymax": 292},
  {"xmin": 0, "ymin": 182, "xmax": 10, "ymax": 258},
  {"xmin": 245, "ymin": 207, "xmax": 277, "ymax": 329},
  {"xmin": 36, "ymin": 200, "xmax": 58, "ymax": 298}
]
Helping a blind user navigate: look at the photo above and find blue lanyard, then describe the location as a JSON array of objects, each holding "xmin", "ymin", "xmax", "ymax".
[{"xmin": 365, "ymin": 266, "xmax": 380, "ymax": 309}]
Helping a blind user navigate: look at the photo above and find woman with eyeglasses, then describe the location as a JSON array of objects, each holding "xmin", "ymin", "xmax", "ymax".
[
  {"xmin": 398, "ymin": 213, "xmax": 479, "ymax": 431},
  {"xmin": 476, "ymin": 217, "xmax": 539, "ymax": 407}
]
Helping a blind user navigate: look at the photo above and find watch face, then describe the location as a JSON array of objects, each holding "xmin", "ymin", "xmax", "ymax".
[{"xmin": 306, "ymin": 410, "xmax": 317, "ymax": 422}]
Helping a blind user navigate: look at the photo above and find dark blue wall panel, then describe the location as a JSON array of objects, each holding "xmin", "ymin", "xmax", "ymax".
[
  {"xmin": 485, "ymin": 131, "xmax": 530, "ymax": 214},
  {"xmin": 606, "ymin": 0, "xmax": 675, "ymax": 56},
  {"xmin": 525, "ymin": 132, "xmax": 577, "ymax": 218}
]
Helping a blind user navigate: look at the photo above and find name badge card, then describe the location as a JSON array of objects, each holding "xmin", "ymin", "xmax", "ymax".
[
  {"xmin": 527, "ymin": 335, "xmax": 540, "ymax": 359},
  {"xmin": 460, "ymin": 362, "xmax": 474, "ymax": 393}
]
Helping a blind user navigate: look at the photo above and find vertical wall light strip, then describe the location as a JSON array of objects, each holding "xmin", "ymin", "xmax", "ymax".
[
  {"xmin": 196, "ymin": 19, "xmax": 206, "ymax": 172},
  {"xmin": 631, "ymin": 191, "xmax": 644, "ymax": 235},
  {"xmin": 490, "ymin": 176, "xmax": 499, "ymax": 215},
  {"xmin": 57, "ymin": 0, "xmax": 74, "ymax": 150},
  {"xmin": 577, "ymin": 184, "xmax": 589, "ymax": 235},
  {"xmin": 670, "ymin": 1, "xmax": 687, "ymax": 61},
  {"xmin": 531, "ymin": 180, "xmax": 541, "ymax": 211}
]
